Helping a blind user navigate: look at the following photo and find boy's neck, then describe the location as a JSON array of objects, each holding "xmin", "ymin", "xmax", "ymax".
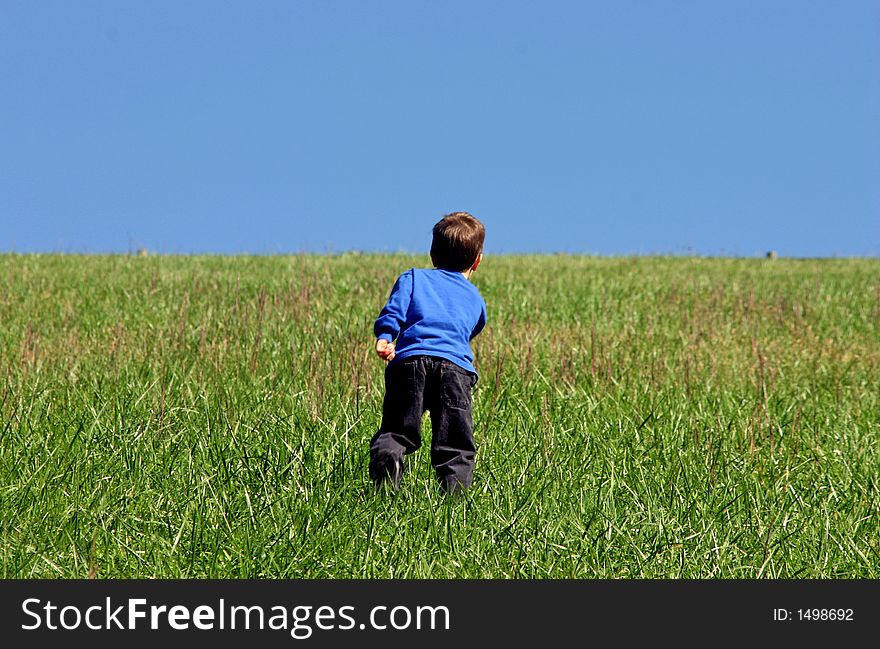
[{"xmin": 434, "ymin": 267, "xmax": 474, "ymax": 281}]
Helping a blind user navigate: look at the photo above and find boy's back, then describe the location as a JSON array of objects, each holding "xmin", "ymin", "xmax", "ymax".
[{"xmin": 374, "ymin": 267, "xmax": 487, "ymax": 375}]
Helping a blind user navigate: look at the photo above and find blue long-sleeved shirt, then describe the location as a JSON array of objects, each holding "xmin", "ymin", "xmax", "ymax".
[{"xmin": 374, "ymin": 268, "xmax": 487, "ymax": 375}]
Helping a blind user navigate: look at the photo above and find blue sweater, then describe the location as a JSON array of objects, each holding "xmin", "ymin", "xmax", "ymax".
[{"xmin": 374, "ymin": 268, "xmax": 487, "ymax": 375}]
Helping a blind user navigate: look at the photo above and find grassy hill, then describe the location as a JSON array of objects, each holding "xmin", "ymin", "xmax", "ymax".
[{"xmin": 1, "ymin": 254, "xmax": 878, "ymax": 577}]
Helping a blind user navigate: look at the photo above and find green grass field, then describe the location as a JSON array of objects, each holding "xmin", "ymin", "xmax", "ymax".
[{"xmin": 1, "ymin": 254, "xmax": 878, "ymax": 578}]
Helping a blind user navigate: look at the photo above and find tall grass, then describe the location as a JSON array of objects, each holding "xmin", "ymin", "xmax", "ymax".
[{"xmin": 1, "ymin": 254, "xmax": 877, "ymax": 577}]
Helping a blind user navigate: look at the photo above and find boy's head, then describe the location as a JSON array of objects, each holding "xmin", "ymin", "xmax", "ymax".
[{"xmin": 430, "ymin": 212, "xmax": 485, "ymax": 272}]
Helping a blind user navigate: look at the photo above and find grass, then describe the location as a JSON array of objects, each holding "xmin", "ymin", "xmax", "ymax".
[{"xmin": 1, "ymin": 253, "xmax": 878, "ymax": 578}]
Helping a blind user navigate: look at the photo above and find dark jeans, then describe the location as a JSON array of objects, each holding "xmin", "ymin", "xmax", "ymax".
[{"xmin": 369, "ymin": 355, "xmax": 478, "ymax": 493}]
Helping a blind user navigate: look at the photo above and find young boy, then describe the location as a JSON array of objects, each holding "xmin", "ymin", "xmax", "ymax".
[{"xmin": 369, "ymin": 212, "xmax": 487, "ymax": 494}]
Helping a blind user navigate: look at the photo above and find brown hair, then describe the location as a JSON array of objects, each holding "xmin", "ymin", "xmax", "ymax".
[{"xmin": 430, "ymin": 212, "xmax": 485, "ymax": 272}]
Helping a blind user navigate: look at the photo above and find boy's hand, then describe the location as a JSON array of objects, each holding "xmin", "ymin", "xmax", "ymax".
[{"xmin": 375, "ymin": 338, "xmax": 396, "ymax": 362}]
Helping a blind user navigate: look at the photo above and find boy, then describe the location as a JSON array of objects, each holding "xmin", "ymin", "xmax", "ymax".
[{"xmin": 369, "ymin": 212, "xmax": 487, "ymax": 494}]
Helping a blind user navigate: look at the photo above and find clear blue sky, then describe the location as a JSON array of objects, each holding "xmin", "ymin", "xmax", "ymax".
[{"xmin": 2, "ymin": 1, "xmax": 878, "ymax": 256}]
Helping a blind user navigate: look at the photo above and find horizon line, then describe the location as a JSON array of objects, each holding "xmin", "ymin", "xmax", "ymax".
[{"xmin": 2, "ymin": 249, "xmax": 877, "ymax": 260}]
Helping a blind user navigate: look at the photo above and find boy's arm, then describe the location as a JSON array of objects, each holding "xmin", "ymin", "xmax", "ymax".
[
  {"xmin": 374, "ymin": 270, "xmax": 414, "ymax": 350},
  {"xmin": 470, "ymin": 301, "xmax": 487, "ymax": 340}
]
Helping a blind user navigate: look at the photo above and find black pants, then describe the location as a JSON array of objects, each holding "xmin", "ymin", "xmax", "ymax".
[{"xmin": 369, "ymin": 355, "xmax": 477, "ymax": 492}]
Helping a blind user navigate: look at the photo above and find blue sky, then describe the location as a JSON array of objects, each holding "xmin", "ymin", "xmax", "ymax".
[{"xmin": 2, "ymin": 1, "xmax": 878, "ymax": 256}]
